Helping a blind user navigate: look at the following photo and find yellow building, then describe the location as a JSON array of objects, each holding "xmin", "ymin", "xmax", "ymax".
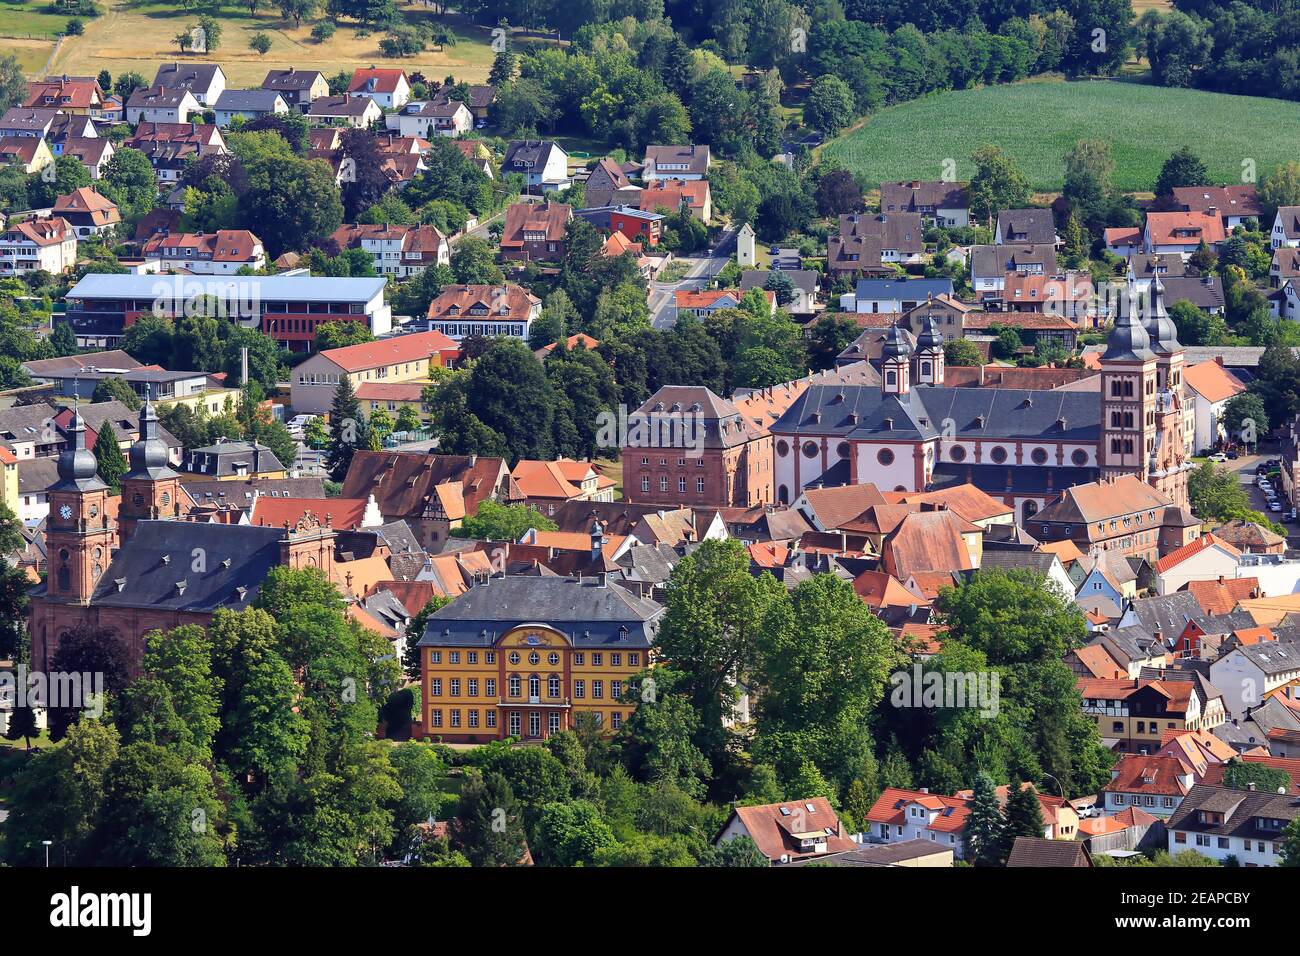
[
  {"xmin": 0, "ymin": 446, "xmax": 18, "ymax": 514},
  {"xmin": 417, "ymin": 575, "xmax": 661, "ymax": 742},
  {"xmin": 289, "ymin": 330, "xmax": 458, "ymax": 417},
  {"xmin": 355, "ymin": 381, "xmax": 426, "ymax": 425}
]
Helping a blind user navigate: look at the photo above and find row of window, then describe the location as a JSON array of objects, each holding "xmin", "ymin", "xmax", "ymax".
[
  {"xmin": 427, "ymin": 709, "xmax": 625, "ymax": 734},
  {"xmin": 427, "ymin": 650, "xmax": 639, "ymax": 667},
  {"xmin": 431, "ymin": 675, "xmax": 626, "ymax": 701},
  {"xmin": 1175, "ymin": 831, "xmax": 1277, "ymax": 855},
  {"xmin": 642, "ymin": 475, "xmax": 708, "ymax": 494}
]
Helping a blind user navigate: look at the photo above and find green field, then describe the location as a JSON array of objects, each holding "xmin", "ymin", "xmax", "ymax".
[
  {"xmin": 822, "ymin": 78, "xmax": 1300, "ymax": 194},
  {"xmin": 0, "ymin": 0, "xmax": 69, "ymax": 39}
]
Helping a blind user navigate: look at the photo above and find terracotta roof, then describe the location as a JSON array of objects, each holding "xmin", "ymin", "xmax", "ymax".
[
  {"xmin": 1072, "ymin": 644, "xmax": 1127, "ymax": 679},
  {"xmin": 866, "ymin": 787, "xmax": 971, "ymax": 832},
  {"xmin": 727, "ymin": 797, "xmax": 856, "ymax": 862},
  {"xmin": 1145, "ymin": 210, "xmax": 1227, "ymax": 247},
  {"xmin": 26, "ymin": 76, "xmax": 100, "ymax": 110},
  {"xmin": 355, "ymin": 381, "xmax": 426, "ymax": 403},
  {"xmin": 888, "ymin": 483, "xmax": 1014, "ymax": 524},
  {"xmin": 251, "ymin": 496, "xmax": 370, "ymax": 530},
  {"xmin": 1187, "ymin": 576, "xmax": 1261, "ymax": 615},
  {"xmin": 501, "ymin": 201, "xmax": 571, "ymax": 248},
  {"xmin": 536, "ymin": 333, "xmax": 599, "ymax": 358},
  {"xmin": 797, "ymin": 483, "xmax": 888, "ymax": 530},
  {"xmin": 1237, "ymin": 593, "xmax": 1300, "ymax": 627},
  {"xmin": 674, "ymin": 289, "xmax": 774, "ymax": 310},
  {"xmin": 639, "ymin": 178, "xmax": 709, "ymax": 213},
  {"xmin": 964, "ymin": 310, "xmax": 1078, "ymax": 331},
  {"xmin": 3, "ymin": 217, "xmax": 72, "ymax": 246},
  {"xmin": 348, "ymin": 67, "xmax": 408, "ymax": 95},
  {"xmin": 1211, "ymin": 520, "xmax": 1286, "ymax": 552},
  {"xmin": 52, "ymin": 187, "xmax": 119, "ymax": 226},
  {"xmin": 427, "ymin": 284, "xmax": 539, "ymax": 323},
  {"xmin": 1039, "ymin": 538, "xmax": 1084, "ymax": 564},
  {"xmin": 1183, "ymin": 360, "xmax": 1246, "ymax": 403},
  {"xmin": 142, "ymin": 229, "xmax": 261, "ymax": 262},
  {"xmin": 1170, "ymin": 184, "xmax": 1263, "ymax": 219},
  {"xmin": 852, "ymin": 569, "xmax": 917, "ymax": 609},
  {"xmin": 1103, "ymin": 753, "xmax": 1194, "ymax": 797},
  {"xmin": 1200, "ymin": 755, "xmax": 1300, "ymax": 794},
  {"xmin": 903, "ymin": 570, "xmax": 961, "ymax": 602},
  {"xmin": 881, "ymin": 510, "xmax": 978, "ymax": 580},
  {"xmin": 318, "ymin": 330, "xmax": 457, "ymax": 373},
  {"xmin": 1155, "ymin": 532, "xmax": 1240, "ymax": 574},
  {"xmin": 510, "ymin": 459, "xmax": 613, "ymax": 501},
  {"xmin": 896, "ymin": 621, "xmax": 945, "ymax": 654}
]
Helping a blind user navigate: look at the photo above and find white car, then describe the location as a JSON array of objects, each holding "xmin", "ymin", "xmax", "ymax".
[
  {"xmin": 1270, "ymin": 501, "xmax": 1284, "ymax": 512},
  {"xmin": 1208, "ymin": 453, "xmax": 1228, "ymax": 463}
]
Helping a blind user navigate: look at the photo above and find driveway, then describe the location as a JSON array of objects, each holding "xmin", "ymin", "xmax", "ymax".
[{"xmin": 648, "ymin": 224, "xmax": 740, "ymax": 329}]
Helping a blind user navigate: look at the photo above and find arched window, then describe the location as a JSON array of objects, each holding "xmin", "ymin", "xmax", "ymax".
[
  {"xmin": 777, "ymin": 484, "xmax": 789, "ymax": 505},
  {"xmin": 1023, "ymin": 500, "xmax": 1039, "ymax": 522},
  {"xmin": 886, "ymin": 370, "xmax": 897, "ymax": 387},
  {"xmin": 528, "ymin": 675, "xmax": 540, "ymax": 699}
]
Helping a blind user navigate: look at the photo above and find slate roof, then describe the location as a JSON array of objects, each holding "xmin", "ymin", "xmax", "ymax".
[
  {"xmin": 1006, "ymin": 836, "xmax": 1092, "ymax": 867},
  {"xmin": 971, "ymin": 243, "xmax": 1058, "ymax": 279},
  {"xmin": 84, "ymin": 521, "xmax": 283, "ymax": 612},
  {"xmin": 852, "ymin": 278, "xmax": 953, "ymax": 301},
  {"xmin": 153, "ymin": 62, "xmax": 223, "ymax": 92},
  {"xmin": 996, "ymin": 209, "xmax": 1057, "ymax": 245},
  {"xmin": 417, "ymin": 575, "xmax": 662, "ymax": 648},
  {"xmin": 772, "ymin": 383, "xmax": 1100, "ymax": 445},
  {"xmin": 181, "ymin": 477, "xmax": 325, "ymax": 508},
  {"xmin": 1167, "ymin": 785, "xmax": 1300, "ymax": 837},
  {"xmin": 214, "ymin": 89, "xmax": 284, "ymax": 112}
]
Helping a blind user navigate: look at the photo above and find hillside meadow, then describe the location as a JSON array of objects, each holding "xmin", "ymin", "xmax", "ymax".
[{"xmin": 822, "ymin": 78, "xmax": 1300, "ymax": 194}]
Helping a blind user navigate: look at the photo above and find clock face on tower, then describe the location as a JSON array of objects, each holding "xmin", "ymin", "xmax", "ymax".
[{"xmin": 59, "ymin": 504, "xmax": 72, "ymax": 520}]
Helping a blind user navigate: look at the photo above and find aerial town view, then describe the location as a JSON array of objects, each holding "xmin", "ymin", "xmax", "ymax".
[{"xmin": 0, "ymin": 0, "xmax": 1296, "ymax": 932}]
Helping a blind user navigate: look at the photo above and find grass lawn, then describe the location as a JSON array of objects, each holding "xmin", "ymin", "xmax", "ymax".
[
  {"xmin": 0, "ymin": 0, "xmax": 70, "ymax": 39},
  {"xmin": 12, "ymin": 0, "xmax": 498, "ymax": 84},
  {"xmin": 821, "ymin": 77, "xmax": 1300, "ymax": 193},
  {"xmin": 594, "ymin": 456, "xmax": 622, "ymax": 497}
]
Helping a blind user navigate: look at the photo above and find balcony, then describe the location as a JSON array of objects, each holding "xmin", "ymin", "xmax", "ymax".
[{"xmin": 497, "ymin": 697, "xmax": 571, "ymax": 708}]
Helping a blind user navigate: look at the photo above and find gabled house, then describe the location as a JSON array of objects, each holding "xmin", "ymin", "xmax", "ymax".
[
  {"xmin": 0, "ymin": 217, "xmax": 76, "ymax": 276},
  {"xmin": 583, "ymin": 157, "xmax": 640, "ymax": 208},
  {"xmin": 1143, "ymin": 211, "xmax": 1227, "ymax": 258},
  {"xmin": 141, "ymin": 229, "xmax": 266, "ymax": 274},
  {"xmin": 503, "ymin": 140, "xmax": 570, "ymax": 193},
  {"xmin": 714, "ymin": 797, "xmax": 856, "ymax": 865},
  {"xmin": 261, "ymin": 68, "xmax": 329, "ymax": 109},
  {"xmin": 0, "ymin": 137, "xmax": 54, "ymax": 175},
  {"xmin": 1171, "ymin": 185, "xmax": 1263, "ymax": 231},
  {"xmin": 839, "ymin": 212, "xmax": 924, "ymax": 264},
  {"xmin": 879, "ymin": 179, "xmax": 969, "ymax": 227},
  {"xmin": 152, "ymin": 62, "xmax": 227, "ymax": 105},
  {"xmin": 57, "ymin": 137, "xmax": 114, "ymax": 180},
  {"xmin": 388, "ymin": 99, "xmax": 473, "ymax": 138},
  {"xmin": 1102, "ymin": 752, "xmax": 1197, "ymax": 815},
  {"xmin": 52, "ymin": 187, "xmax": 120, "ymax": 238},
  {"xmin": 1271, "ymin": 206, "xmax": 1300, "ymax": 251},
  {"xmin": 1210, "ymin": 641, "xmax": 1300, "ymax": 719},
  {"xmin": 0, "ymin": 106, "xmax": 60, "ymax": 139},
  {"xmin": 1166, "ymin": 784, "xmax": 1300, "ymax": 865},
  {"xmin": 329, "ymin": 223, "xmax": 449, "ymax": 278},
  {"xmin": 126, "ymin": 87, "xmax": 201, "ymax": 125},
  {"xmin": 995, "ymin": 208, "xmax": 1058, "ymax": 246},
  {"xmin": 24, "ymin": 75, "xmax": 103, "ymax": 115},
  {"xmin": 969, "ymin": 243, "xmax": 1058, "ymax": 301},
  {"xmin": 639, "ymin": 178, "xmax": 711, "ymax": 223},
  {"xmin": 641, "ymin": 144, "xmax": 710, "ymax": 181},
  {"xmin": 212, "ymin": 89, "xmax": 288, "ymax": 126},
  {"xmin": 499, "ymin": 201, "xmax": 571, "ymax": 262},
  {"xmin": 1154, "ymin": 532, "xmax": 1242, "ymax": 595},
  {"xmin": 347, "ymin": 66, "xmax": 411, "ymax": 109},
  {"xmin": 307, "ymin": 95, "xmax": 383, "ymax": 128},
  {"xmin": 423, "ymin": 283, "xmax": 541, "ymax": 342}
]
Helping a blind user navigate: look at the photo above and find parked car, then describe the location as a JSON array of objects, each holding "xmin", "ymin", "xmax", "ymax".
[
  {"xmin": 1208, "ymin": 453, "xmax": 1228, "ymax": 463},
  {"xmin": 1270, "ymin": 501, "xmax": 1283, "ymax": 512},
  {"xmin": 1227, "ymin": 450, "xmax": 1239, "ymax": 459}
]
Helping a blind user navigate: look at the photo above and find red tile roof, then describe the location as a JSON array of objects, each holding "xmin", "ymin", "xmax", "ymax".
[
  {"xmin": 1145, "ymin": 211, "xmax": 1227, "ymax": 247},
  {"xmin": 1155, "ymin": 532, "xmax": 1240, "ymax": 574},
  {"xmin": 348, "ymin": 67, "xmax": 408, "ymax": 95},
  {"xmin": 1187, "ymin": 576, "xmax": 1261, "ymax": 615},
  {"xmin": 1183, "ymin": 360, "xmax": 1246, "ymax": 404},
  {"xmin": 250, "ymin": 496, "xmax": 370, "ymax": 530},
  {"xmin": 319, "ymin": 330, "xmax": 458, "ymax": 373},
  {"xmin": 1103, "ymin": 753, "xmax": 1194, "ymax": 797}
]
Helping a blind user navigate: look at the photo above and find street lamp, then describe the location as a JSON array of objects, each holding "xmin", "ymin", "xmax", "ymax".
[{"xmin": 42, "ymin": 840, "xmax": 52, "ymax": 868}]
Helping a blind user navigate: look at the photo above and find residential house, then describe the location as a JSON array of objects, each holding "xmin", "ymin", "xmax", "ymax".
[
  {"xmin": 422, "ymin": 283, "xmax": 541, "ymax": 342},
  {"xmin": 961, "ymin": 310, "xmax": 1079, "ymax": 352},
  {"xmin": 673, "ymin": 288, "xmax": 774, "ymax": 321},
  {"xmin": 307, "ymin": 95, "xmax": 383, "ymax": 128},
  {"xmin": 290, "ymin": 329, "xmax": 458, "ymax": 416},
  {"xmin": 1144, "ymin": 211, "xmax": 1227, "ymax": 258},
  {"xmin": 141, "ymin": 229, "xmax": 266, "ymax": 274},
  {"xmin": 969, "ymin": 244, "xmax": 1058, "ymax": 303},
  {"xmin": 1081, "ymin": 675, "xmax": 1225, "ymax": 754},
  {"xmin": 126, "ymin": 87, "xmax": 201, "ymax": 125},
  {"xmin": 1271, "ymin": 206, "xmax": 1300, "ymax": 250},
  {"xmin": 0, "ymin": 107, "xmax": 60, "ymax": 139},
  {"xmin": 583, "ymin": 157, "xmax": 640, "ymax": 208},
  {"xmin": 1212, "ymin": 522, "xmax": 1286, "ymax": 556},
  {"xmin": 739, "ymin": 269, "xmax": 821, "ymax": 317},
  {"xmin": 260, "ymin": 68, "xmax": 329, "ymax": 109},
  {"xmin": 499, "ymin": 201, "xmax": 572, "ymax": 262},
  {"xmin": 1154, "ymin": 532, "xmax": 1242, "ymax": 595},
  {"xmin": 510, "ymin": 459, "xmax": 616, "ymax": 515},
  {"xmin": 1102, "ymin": 752, "xmax": 1197, "ymax": 816},
  {"xmin": 152, "ymin": 62, "xmax": 226, "ymax": 105},
  {"xmin": 1127, "ymin": 253, "xmax": 1187, "ymax": 292},
  {"xmin": 714, "ymin": 798, "xmax": 856, "ymax": 865},
  {"xmin": 51, "ymin": 187, "xmax": 119, "ymax": 238},
  {"xmin": 995, "ymin": 208, "xmax": 1058, "ymax": 246},
  {"xmin": 841, "ymin": 277, "xmax": 954, "ymax": 315},
  {"xmin": 212, "ymin": 89, "xmax": 288, "ymax": 126},
  {"xmin": 503, "ymin": 140, "xmax": 570, "ymax": 193},
  {"xmin": 1104, "ymin": 226, "xmax": 1143, "ymax": 259},
  {"xmin": 864, "ymin": 787, "xmax": 972, "ymax": 857},
  {"xmin": 641, "ymin": 144, "xmax": 710, "ymax": 182},
  {"xmin": 574, "ymin": 205, "xmax": 664, "ymax": 246},
  {"xmin": 181, "ymin": 439, "xmax": 287, "ymax": 480},
  {"xmin": 639, "ymin": 179, "xmax": 711, "ymax": 223},
  {"xmin": 57, "ymin": 137, "xmax": 114, "ymax": 179},
  {"xmin": 838, "ymin": 212, "xmax": 924, "ymax": 265},
  {"xmin": 879, "ymin": 180, "xmax": 969, "ymax": 227},
  {"xmin": 1182, "ymin": 358, "xmax": 1246, "ymax": 454},
  {"xmin": 1006, "ymin": 837, "xmax": 1092, "ymax": 867},
  {"xmin": 126, "ymin": 122, "xmax": 226, "ymax": 184},
  {"xmin": 388, "ymin": 99, "xmax": 473, "ymax": 138},
  {"xmin": 1028, "ymin": 475, "xmax": 1199, "ymax": 566},
  {"xmin": 24, "ymin": 75, "xmax": 103, "ymax": 115},
  {"xmin": 1000, "ymin": 270, "xmax": 1096, "ymax": 325},
  {"xmin": 348, "ymin": 67, "xmax": 411, "ymax": 109},
  {"xmin": 1210, "ymin": 642, "xmax": 1300, "ymax": 719},
  {"xmin": 1171, "ymin": 185, "xmax": 1263, "ymax": 231},
  {"xmin": 1161, "ymin": 274, "xmax": 1226, "ymax": 315},
  {"xmin": 0, "ymin": 138, "xmax": 54, "ymax": 175},
  {"xmin": 329, "ymin": 223, "xmax": 449, "ymax": 278},
  {"xmin": 0, "ymin": 217, "xmax": 76, "ymax": 276},
  {"xmin": 1166, "ymin": 784, "xmax": 1300, "ymax": 866},
  {"xmin": 1270, "ymin": 246, "xmax": 1300, "ymax": 290}
]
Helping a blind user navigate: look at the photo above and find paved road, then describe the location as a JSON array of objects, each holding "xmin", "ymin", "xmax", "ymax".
[
  {"xmin": 1227, "ymin": 449, "xmax": 1299, "ymax": 542},
  {"xmin": 649, "ymin": 224, "xmax": 740, "ymax": 329}
]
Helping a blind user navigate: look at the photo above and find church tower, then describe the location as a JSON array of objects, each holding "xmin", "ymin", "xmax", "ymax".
[
  {"xmin": 1099, "ymin": 289, "xmax": 1160, "ymax": 489},
  {"xmin": 881, "ymin": 323, "xmax": 911, "ymax": 396},
  {"xmin": 119, "ymin": 401, "xmax": 183, "ymax": 545},
  {"xmin": 913, "ymin": 314, "xmax": 945, "ymax": 386},
  {"xmin": 1138, "ymin": 279, "xmax": 1191, "ymax": 507},
  {"xmin": 45, "ymin": 409, "xmax": 115, "ymax": 603}
]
